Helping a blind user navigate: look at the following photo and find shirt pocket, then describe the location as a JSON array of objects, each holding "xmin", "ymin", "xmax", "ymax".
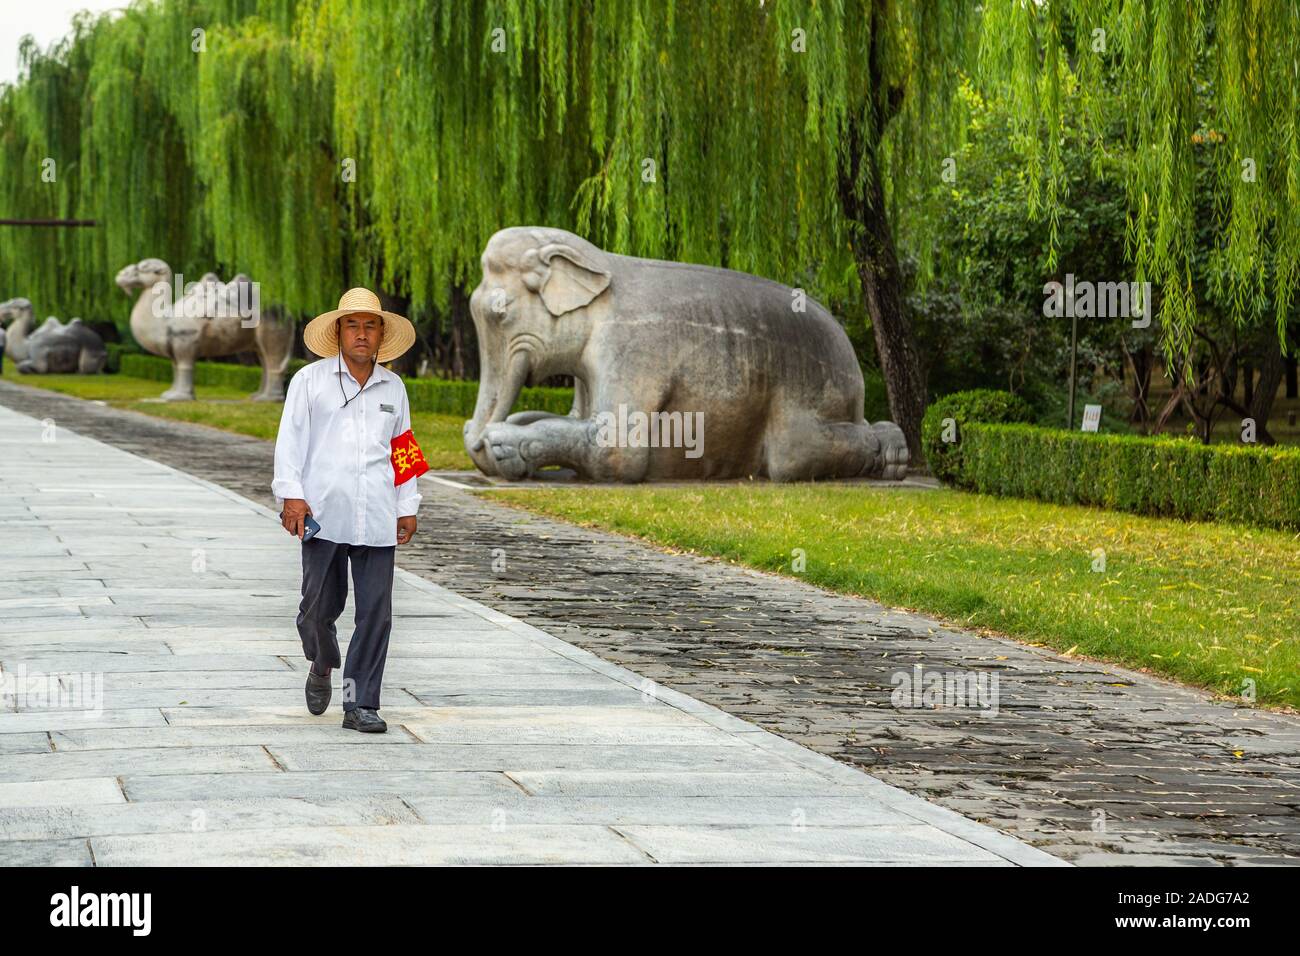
[{"xmin": 367, "ymin": 401, "xmax": 399, "ymax": 451}]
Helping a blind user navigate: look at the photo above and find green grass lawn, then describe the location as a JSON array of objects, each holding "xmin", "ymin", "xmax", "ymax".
[
  {"xmin": 491, "ymin": 483, "xmax": 1300, "ymax": 710},
  {"xmin": 1, "ymin": 366, "xmax": 472, "ymax": 469}
]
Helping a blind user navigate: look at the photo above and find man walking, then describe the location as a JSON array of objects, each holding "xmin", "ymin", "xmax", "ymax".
[{"xmin": 272, "ymin": 288, "xmax": 422, "ymax": 733}]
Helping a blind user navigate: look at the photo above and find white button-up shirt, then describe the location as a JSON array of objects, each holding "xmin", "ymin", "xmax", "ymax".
[{"xmin": 272, "ymin": 357, "xmax": 421, "ymax": 547}]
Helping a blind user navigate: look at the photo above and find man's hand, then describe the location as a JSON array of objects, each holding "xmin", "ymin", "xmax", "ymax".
[
  {"xmin": 397, "ymin": 515, "xmax": 417, "ymax": 546},
  {"xmin": 281, "ymin": 498, "xmax": 312, "ymax": 538}
]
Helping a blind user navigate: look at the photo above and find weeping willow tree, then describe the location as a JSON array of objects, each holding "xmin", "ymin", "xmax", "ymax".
[
  {"xmin": 194, "ymin": 16, "xmax": 343, "ymax": 313},
  {"xmin": 0, "ymin": 16, "xmax": 104, "ymax": 317},
  {"xmin": 980, "ymin": 0, "xmax": 1299, "ymax": 363},
  {"xmin": 0, "ymin": 0, "xmax": 316, "ymax": 326}
]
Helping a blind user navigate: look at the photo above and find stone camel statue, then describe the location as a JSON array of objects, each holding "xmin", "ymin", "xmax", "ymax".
[
  {"xmin": 0, "ymin": 297, "xmax": 37, "ymax": 363},
  {"xmin": 463, "ymin": 226, "xmax": 910, "ymax": 482},
  {"xmin": 114, "ymin": 258, "xmax": 293, "ymax": 401},
  {"xmin": 18, "ymin": 316, "xmax": 108, "ymax": 374},
  {"xmin": 0, "ymin": 299, "xmax": 107, "ymax": 373}
]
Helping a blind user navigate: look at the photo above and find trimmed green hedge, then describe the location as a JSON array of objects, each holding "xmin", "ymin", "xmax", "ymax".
[
  {"xmin": 120, "ymin": 353, "xmax": 310, "ymax": 388},
  {"xmin": 116, "ymin": 352, "xmax": 574, "ymax": 419},
  {"xmin": 403, "ymin": 378, "xmax": 574, "ymax": 417},
  {"xmin": 952, "ymin": 423, "xmax": 1300, "ymax": 530},
  {"xmin": 921, "ymin": 388, "xmax": 1036, "ymax": 482},
  {"xmin": 104, "ymin": 343, "xmax": 140, "ymax": 373}
]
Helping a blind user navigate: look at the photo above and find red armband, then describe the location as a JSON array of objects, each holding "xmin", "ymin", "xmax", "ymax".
[{"xmin": 390, "ymin": 429, "xmax": 430, "ymax": 486}]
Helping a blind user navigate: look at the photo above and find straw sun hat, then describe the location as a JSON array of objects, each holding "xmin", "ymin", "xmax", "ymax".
[{"xmin": 303, "ymin": 287, "xmax": 416, "ymax": 363}]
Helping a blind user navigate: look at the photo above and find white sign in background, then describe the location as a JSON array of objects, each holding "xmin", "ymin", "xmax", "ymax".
[{"xmin": 1081, "ymin": 404, "xmax": 1102, "ymax": 432}]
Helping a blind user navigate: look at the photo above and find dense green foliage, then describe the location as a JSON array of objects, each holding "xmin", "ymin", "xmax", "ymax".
[
  {"xmin": 921, "ymin": 388, "xmax": 1035, "ymax": 482},
  {"xmin": 905, "ymin": 87, "xmax": 1136, "ymax": 409},
  {"xmin": 979, "ymin": 0, "xmax": 1300, "ymax": 348},
  {"xmin": 948, "ymin": 423, "xmax": 1300, "ymax": 530}
]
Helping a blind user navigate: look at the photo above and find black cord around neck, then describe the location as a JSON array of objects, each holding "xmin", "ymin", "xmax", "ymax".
[
  {"xmin": 338, "ymin": 350, "xmax": 376, "ymax": 409},
  {"xmin": 338, "ymin": 350, "xmax": 357, "ymax": 408}
]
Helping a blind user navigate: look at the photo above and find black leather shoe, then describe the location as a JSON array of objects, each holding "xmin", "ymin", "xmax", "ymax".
[
  {"xmin": 342, "ymin": 707, "xmax": 387, "ymax": 733},
  {"xmin": 305, "ymin": 670, "xmax": 332, "ymax": 715}
]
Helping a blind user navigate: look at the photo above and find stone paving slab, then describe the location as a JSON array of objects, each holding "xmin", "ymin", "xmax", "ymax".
[
  {"xmin": 0, "ymin": 400, "xmax": 1058, "ymax": 866},
  {"xmin": 84, "ymin": 825, "xmax": 651, "ymax": 866}
]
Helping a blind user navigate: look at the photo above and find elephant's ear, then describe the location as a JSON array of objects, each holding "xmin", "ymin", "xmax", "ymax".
[{"xmin": 536, "ymin": 244, "xmax": 611, "ymax": 316}]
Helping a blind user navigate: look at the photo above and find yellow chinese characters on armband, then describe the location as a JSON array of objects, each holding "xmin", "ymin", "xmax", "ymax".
[{"xmin": 390, "ymin": 429, "xmax": 430, "ymax": 486}]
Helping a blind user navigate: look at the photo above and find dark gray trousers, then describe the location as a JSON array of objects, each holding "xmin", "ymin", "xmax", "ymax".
[{"xmin": 297, "ymin": 537, "xmax": 396, "ymax": 712}]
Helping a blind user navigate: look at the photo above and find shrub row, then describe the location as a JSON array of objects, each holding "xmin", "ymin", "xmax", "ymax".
[
  {"xmin": 951, "ymin": 422, "xmax": 1300, "ymax": 530},
  {"xmin": 117, "ymin": 352, "xmax": 574, "ymax": 419},
  {"xmin": 920, "ymin": 388, "xmax": 1036, "ymax": 483},
  {"xmin": 120, "ymin": 353, "xmax": 310, "ymax": 389},
  {"xmin": 103, "ymin": 343, "xmax": 137, "ymax": 374},
  {"xmin": 402, "ymin": 377, "xmax": 575, "ymax": 417}
]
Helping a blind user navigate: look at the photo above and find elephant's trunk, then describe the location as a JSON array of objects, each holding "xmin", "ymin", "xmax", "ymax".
[{"xmin": 464, "ymin": 348, "xmax": 531, "ymax": 474}]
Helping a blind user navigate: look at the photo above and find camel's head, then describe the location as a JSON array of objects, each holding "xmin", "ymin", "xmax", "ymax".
[
  {"xmin": 115, "ymin": 258, "xmax": 172, "ymax": 295},
  {"xmin": 0, "ymin": 297, "xmax": 33, "ymax": 326}
]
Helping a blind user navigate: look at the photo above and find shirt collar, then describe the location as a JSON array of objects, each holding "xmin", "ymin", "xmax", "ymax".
[{"xmin": 334, "ymin": 356, "xmax": 391, "ymax": 390}]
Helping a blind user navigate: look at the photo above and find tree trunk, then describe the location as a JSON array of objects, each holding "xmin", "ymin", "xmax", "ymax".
[
  {"xmin": 1122, "ymin": 340, "xmax": 1153, "ymax": 430},
  {"xmin": 1247, "ymin": 337, "xmax": 1285, "ymax": 445},
  {"xmin": 831, "ymin": 2, "xmax": 927, "ymax": 462},
  {"xmin": 839, "ymin": 163, "xmax": 926, "ymax": 458},
  {"xmin": 837, "ymin": 115, "xmax": 926, "ymax": 459},
  {"xmin": 449, "ymin": 283, "xmax": 475, "ymax": 380}
]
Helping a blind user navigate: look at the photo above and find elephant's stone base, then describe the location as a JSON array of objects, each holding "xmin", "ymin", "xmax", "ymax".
[{"xmin": 471, "ymin": 411, "xmax": 910, "ymax": 483}]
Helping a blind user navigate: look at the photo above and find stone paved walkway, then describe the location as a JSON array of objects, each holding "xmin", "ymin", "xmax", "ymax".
[
  {"xmin": 0, "ymin": 398, "xmax": 1060, "ymax": 865},
  {"xmin": 3, "ymin": 379, "xmax": 1300, "ymax": 865}
]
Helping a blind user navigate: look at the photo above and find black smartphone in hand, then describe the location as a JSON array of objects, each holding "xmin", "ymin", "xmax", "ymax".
[{"xmin": 279, "ymin": 510, "xmax": 321, "ymax": 541}]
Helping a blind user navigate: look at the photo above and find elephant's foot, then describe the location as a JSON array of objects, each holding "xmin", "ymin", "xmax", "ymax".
[
  {"xmin": 160, "ymin": 386, "xmax": 196, "ymax": 402},
  {"xmin": 479, "ymin": 422, "xmax": 537, "ymax": 480},
  {"xmin": 464, "ymin": 421, "xmax": 500, "ymax": 476},
  {"xmin": 866, "ymin": 421, "xmax": 910, "ymax": 480},
  {"xmin": 475, "ymin": 417, "xmax": 614, "ymax": 481},
  {"xmin": 250, "ymin": 387, "xmax": 286, "ymax": 402}
]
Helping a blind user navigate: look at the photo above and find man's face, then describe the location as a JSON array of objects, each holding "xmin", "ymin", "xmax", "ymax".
[{"xmin": 338, "ymin": 313, "xmax": 384, "ymax": 364}]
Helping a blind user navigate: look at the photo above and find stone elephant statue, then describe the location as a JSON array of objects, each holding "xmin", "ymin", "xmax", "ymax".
[
  {"xmin": 5, "ymin": 311, "xmax": 108, "ymax": 374},
  {"xmin": 463, "ymin": 226, "xmax": 909, "ymax": 482}
]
